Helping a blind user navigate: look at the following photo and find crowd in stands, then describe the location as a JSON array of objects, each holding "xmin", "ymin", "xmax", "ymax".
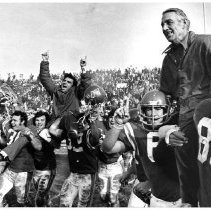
[{"xmin": 3, "ymin": 66, "xmax": 161, "ymax": 113}]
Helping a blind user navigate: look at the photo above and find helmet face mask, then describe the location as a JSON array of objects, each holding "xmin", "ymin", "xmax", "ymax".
[
  {"xmin": 141, "ymin": 105, "xmax": 167, "ymax": 130},
  {"xmin": 139, "ymin": 90, "xmax": 172, "ymax": 131}
]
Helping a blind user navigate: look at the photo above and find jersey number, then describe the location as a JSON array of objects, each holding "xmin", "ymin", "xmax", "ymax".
[
  {"xmin": 147, "ymin": 132, "xmax": 159, "ymax": 162},
  {"xmin": 197, "ymin": 117, "xmax": 211, "ymax": 164},
  {"xmin": 7, "ymin": 129, "xmax": 19, "ymax": 145}
]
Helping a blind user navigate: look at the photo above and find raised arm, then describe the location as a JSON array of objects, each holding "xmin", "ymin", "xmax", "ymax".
[
  {"xmin": 102, "ymin": 103, "xmax": 131, "ymax": 154},
  {"xmin": 76, "ymin": 58, "xmax": 92, "ymax": 100},
  {"xmin": 39, "ymin": 52, "xmax": 57, "ymax": 96}
]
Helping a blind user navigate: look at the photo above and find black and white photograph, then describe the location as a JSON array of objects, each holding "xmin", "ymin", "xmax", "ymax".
[{"xmin": 0, "ymin": 0, "xmax": 211, "ymax": 207}]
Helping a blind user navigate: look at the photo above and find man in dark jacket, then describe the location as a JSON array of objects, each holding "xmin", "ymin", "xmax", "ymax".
[
  {"xmin": 39, "ymin": 52, "xmax": 92, "ymax": 123},
  {"xmin": 160, "ymin": 8, "xmax": 211, "ymax": 207}
]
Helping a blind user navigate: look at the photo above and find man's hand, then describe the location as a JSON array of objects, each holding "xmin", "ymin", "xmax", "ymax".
[
  {"xmin": 158, "ymin": 125, "xmax": 188, "ymax": 146},
  {"xmin": 41, "ymin": 51, "xmax": 49, "ymax": 61},
  {"xmin": 22, "ymin": 128, "xmax": 35, "ymax": 140},
  {"xmin": 133, "ymin": 181, "xmax": 151, "ymax": 205},
  {"xmin": 80, "ymin": 56, "xmax": 87, "ymax": 68},
  {"xmin": 113, "ymin": 96, "xmax": 130, "ymax": 128},
  {"xmin": 169, "ymin": 130, "xmax": 188, "ymax": 146}
]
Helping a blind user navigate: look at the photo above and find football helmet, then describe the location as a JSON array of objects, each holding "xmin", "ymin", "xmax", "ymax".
[
  {"xmin": 84, "ymin": 85, "xmax": 107, "ymax": 106},
  {"xmin": 79, "ymin": 85, "xmax": 107, "ymax": 123},
  {"xmin": 139, "ymin": 90, "xmax": 176, "ymax": 131}
]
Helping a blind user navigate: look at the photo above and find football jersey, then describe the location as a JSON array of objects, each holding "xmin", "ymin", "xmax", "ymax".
[
  {"xmin": 6, "ymin": 130, "xmax": 35, "ymax": 173},
  {"xmin": 59, "ymin": 112, "xmax": 99, "ymax": 174},
  {"xmin": 118, "ymin": 122, "xmax": 180, "ymax": 202}
]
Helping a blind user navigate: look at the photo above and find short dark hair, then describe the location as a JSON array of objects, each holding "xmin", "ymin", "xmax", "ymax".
[
  {"xmin": 11, "ymin": 110, "xmax": 28, "ymax": 127},
  {"xmin": 32, "ymin": 110, "xmax": 50, "ymax": 127},
  {"xmin": 63, "ymin": 73, "xmax": 77, "ymax": 87},
  {"xmin": 162, "ymin": 8, "xmax": 190, "ymax": 29}
]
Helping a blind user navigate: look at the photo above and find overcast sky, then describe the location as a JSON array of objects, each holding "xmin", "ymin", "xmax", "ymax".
[{"xmin": 0, "ymin": 1, "xmax": 210, "ymax": 79}]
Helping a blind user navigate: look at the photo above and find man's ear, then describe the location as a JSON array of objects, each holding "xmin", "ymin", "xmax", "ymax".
[{"xmin": 183, "ymin": 19, "xmax": 189, "ymax": 29}]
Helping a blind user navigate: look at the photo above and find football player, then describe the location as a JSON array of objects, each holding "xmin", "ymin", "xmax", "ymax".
[
  {"xmin": 102, "ymin": 90, "xmax": 183, "ymax": 207},
  {"xmin": 193, "ymin": 98, "xmax": 211, "ymax": 207},
  {"xmin": 49, "ymin": 85, "xmax": 107, "ymax": 207}
]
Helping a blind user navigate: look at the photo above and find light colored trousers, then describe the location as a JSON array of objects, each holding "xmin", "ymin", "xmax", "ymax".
[
  {"xmin": 150, "ymin": 194, "xmax": 182, "ymax": 207},
  {"xmin": 59, "ymin": 172, "xmax": 96, "ymax": 207},
  {"xmin": 27, "ymin": 169, "xmax": 55, "ymax": 207},
  {"xmin": 0, "ymin": 168, "xmax": 29, "ymax": 206},
  {"xmin": 98, "ymin": 160, "xmax": 123, "ymax": 205}
]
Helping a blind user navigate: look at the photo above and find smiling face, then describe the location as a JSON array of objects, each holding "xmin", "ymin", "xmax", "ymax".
[
  {"xmin": 161, "ymin": 11, "xmax": 188, "ymax": 44},
  {"xmin": 10, "ymin": 115, "xmax": 25, "ymax": 131},
  {"xmin": 61, "ymin": 77, "xmax": 74, "ymax": 92},
  {"xmin": 35, "ymin": 115, "xmax": 46, "ymax": 132},
  {"xmin": 145, "ymin": 106, "xmax": 164, "ymax": 127}
]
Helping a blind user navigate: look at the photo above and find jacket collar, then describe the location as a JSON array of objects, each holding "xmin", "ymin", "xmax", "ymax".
[{"xmin": 162, "ymin": 31, "xmax": 196, "ymax": 54}]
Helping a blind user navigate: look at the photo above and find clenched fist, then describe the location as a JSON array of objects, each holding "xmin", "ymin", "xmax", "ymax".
[
  {"xmin": 22, "ymin": 128, "xmax": 35, "ymax": 140},
  {"xmin": 113, "ymin": 97, "xmax": 130, "ymax": 129},
  {"xmin": 41, "ymin": 51, "xmax": 49, "ymax": 61}
]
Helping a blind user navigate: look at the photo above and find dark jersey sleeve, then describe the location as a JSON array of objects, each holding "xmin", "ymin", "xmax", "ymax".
[
  {"xmin": 76, "ymin": 71, "xmax": 92, "ymax": 100},
  {"xmin": 136, "ymin": 161, "xmax": 148, "ymax": 182},
  {"xmin": 87, "ymin": 122, "xmax": 102, "ymax": 148},
  {"xmin": 118, "ymin": 129, "xmax": 134, "ymax": 153},
  {"xmin": 39, "ymin": 61, "xmax": 58, "ymax": 97},
  {"xmin": 58, "ymin": 115, "xmax": 67, "ymax": 131}
]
